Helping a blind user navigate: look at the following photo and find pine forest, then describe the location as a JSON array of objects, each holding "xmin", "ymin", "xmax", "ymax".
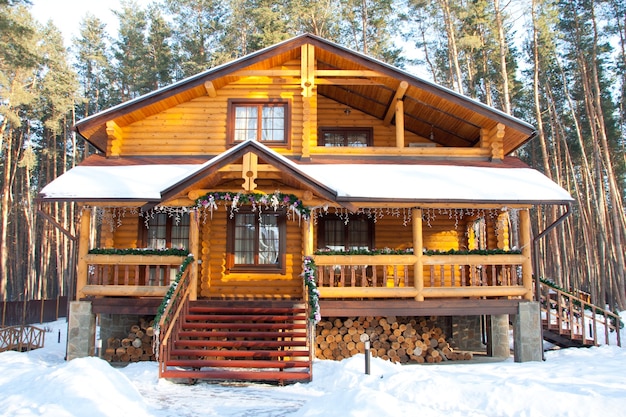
[{"xmin": 1, "ymin": 0, "xmax": 625, "ymax": 312}]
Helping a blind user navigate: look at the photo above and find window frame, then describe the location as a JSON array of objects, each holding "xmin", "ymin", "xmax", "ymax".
[
  {"xmin": 316, "ymin": 214, "xmax": 375, "ymax": 252},
  {"xmin": 227, "ymin": 99, "xmax": 291, "ymax": 147},
  {"xmin": 140, "ymin": 212, "xmax": 190, "ymax": 250},
  {"xmin": 318, "ymin": 127, "xmax": 373, "ymax": 147},
  {"xmin": 226, "ymin": 208, "xmax": 287, "ymax": 274}
]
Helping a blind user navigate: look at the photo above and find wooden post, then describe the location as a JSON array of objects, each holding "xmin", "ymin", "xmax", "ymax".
[
  {"xmin": 395, "ymin": 99, "xmax": 405, "ymax": 148},
  {"xmin": 302, "ymin": 217, "xmax": 314, "ymax": 256},
  {"xmin": 189, "ymin": 209, "xmax": 200, "ymax": 301},
  {"xmin": 76, "ymin": 207, "xmax": 92, "ymax": 300},
  {"xmin": 519, "ymin": 208, "xmax": 533, "ymax": 301},
  {"xmin": 412, "ymin": 208, "xmax": 424, "ymax": 301}
]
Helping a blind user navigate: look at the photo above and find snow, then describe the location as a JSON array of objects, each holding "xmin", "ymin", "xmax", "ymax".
[
  {"xmin": 2, "ymin": 317, "xmax": 625, "ymax": 417},
  {"xmin": 40, "ymin": 161, "xmax": 573, "ymax": 205}
]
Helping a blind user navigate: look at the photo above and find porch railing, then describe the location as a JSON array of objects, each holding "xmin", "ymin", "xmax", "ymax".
[
  {"xmin": 82, "ymin": 254, "xmax": 186, "ymax": 297},
  {"xmin": 313, "ymin": 253, "xmax": 530, "ymax": 300},
  {"xmin": 539, "ymin": 282, "xmax": 622, "ymax": 347}
]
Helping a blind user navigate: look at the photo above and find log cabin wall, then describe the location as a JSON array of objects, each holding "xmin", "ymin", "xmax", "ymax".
[{"xmin": 199, "ymin": 210, "xmax": 303, "ymax": 300}]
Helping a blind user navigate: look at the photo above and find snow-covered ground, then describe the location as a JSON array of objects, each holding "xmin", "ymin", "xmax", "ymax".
[{"xmin": 1, "ymin": 317, "xmax": 625, "ymax": 417}]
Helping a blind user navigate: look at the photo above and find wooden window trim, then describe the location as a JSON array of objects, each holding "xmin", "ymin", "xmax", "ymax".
[
  {"xmin": 139, "ymin": 213, "xmax": 190, "ymax": 250},
  {"xmin": 316, "ymin": 214, "xmax": 375, "ymax": 251},
  {"xmin": 318, "ymin": 127, "xmax": 373, "ymax": 147},
  {"xmin": 227, "ymin": 99, "xmax": 291, "ymax": 147},
  {"xmin": 226, "ymin": 208, "xmax": 287, "ymax": 274}
]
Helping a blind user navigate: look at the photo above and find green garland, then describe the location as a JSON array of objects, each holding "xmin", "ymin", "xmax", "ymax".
[
  {"xmin": 154, "ymin": 254, "xmax": 195, "ymax": 328},
  {"xmin": 302, "ymin": 256, "xmax": 321, "ymax": 323},
  {"xmin": 313, "ymin": 248, "xmax": 521, "ymax": 256},
  {"xmin": 88, "ymin": 248, "xmax": 189, "ymax": 256},
  {"xmin": 423, "ymin": 248, "xmax": 521, "ymax": 256},
  {"xmin": 195, "ymin": 191, "xmax": 310, "ymax": 220},
  {"xmin": 540, "ymin": 278, "xmax": 623, "ymax": 329}
]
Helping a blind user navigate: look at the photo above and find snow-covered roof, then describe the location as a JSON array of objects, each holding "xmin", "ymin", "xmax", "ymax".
[
  {"xmin": 38, "ymin": 165, "xmax": 200, "ymax": 201},
  {"xmin": 39, "ymin": 159, "xmax": 573, "ymax": 205}
]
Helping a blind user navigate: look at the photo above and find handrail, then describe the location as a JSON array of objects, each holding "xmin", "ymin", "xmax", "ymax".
[
  {"xmin": 0, "ymin": 325, "xmax": 45, "ymax": 353},
  {"xmin": 156, "ymin": 265, "xmax": 193, "ymax": 377},
  {"xmin": 539, "ymin": 281, "xmax": 622, "ymax": 347}
]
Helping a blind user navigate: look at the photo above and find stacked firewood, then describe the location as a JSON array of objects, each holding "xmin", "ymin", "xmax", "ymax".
[
  {"xmin": 103, "ymin": 318, "xmax": 156, "ymax": 363},
  {"xmin": 314, "ymin": 316, "xmax": 473, "ymax": 364}
]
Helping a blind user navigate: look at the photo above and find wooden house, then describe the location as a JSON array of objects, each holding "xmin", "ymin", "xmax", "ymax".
[{"xmin": 39, "ymin": 34, "xmax": 573, "ymax": 383}]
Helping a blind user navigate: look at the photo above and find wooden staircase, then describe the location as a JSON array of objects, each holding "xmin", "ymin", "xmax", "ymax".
[
  {"xmin": 159, "ymin": 299, "xmax": 312, "ymax": 384},
  {"xmin": 539, "ymin": 281, "xmax": 622, "ymax": 348}
]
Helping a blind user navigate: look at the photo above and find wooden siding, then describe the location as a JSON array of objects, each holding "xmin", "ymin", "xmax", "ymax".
[
  {"xmin": 316, "ymin": 96, "xmax": 429, "ymax": 148},
  {"xmin": 200, "ymin": 211, "xmax": 303, "ymax": 299}
]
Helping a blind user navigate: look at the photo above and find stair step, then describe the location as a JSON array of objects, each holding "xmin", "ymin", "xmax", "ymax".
[
  {"xmin": 174, "ymin": 339, "xmax": 308, "ymax": 349},
  {"xmin": 182, "ymin": 322, "xmax": 307, "ymax": 331},
  {"xmin": 170, "ymin": 348, "xmax": 310, "ymax": 358},
  {"xmin": 165, "ymin": 358, "xmax": 310, "ymax": 369},
  {"xmin": 178, "ymin": 330, "xmax": 307, "ymax": 339},
  {"xmin": 189, "ymin": 306, "xmax": 306, "ymax": 315},
  {"xmin": 160, "ymin": 368, "xmax": 311, "ymax": 383},
  {"xmin": 185, "ymin": 314, "xmax": 306, "ymax": 322}
]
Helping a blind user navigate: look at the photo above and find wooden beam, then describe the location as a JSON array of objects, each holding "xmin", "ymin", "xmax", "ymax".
[
  {"xmin": 204, "ymin": 80, "xmax": 217, "ymax": 97},
  {"xmin": 413, "ymin": 208, "xmax": 424, "ymax": 301},
  {"xmin": 315, "ymin": 78, "xmax": 381, "ymax": 86},
  {"xmin": 76, "ymin": 208, "xmax": 92, "ymax": 300},
  {"xmin": 189, "ymin": 209, "xmax": 200, "ymax": 301},
  {"xmin": 232, "ymin": 69, "xmax": 301, "ymax": 77},
  {"xmin": 106, "ymin": 121, "xmax": 123, "ymax": 157},
  {"xmin": 301, "ymin": 44, "xmax": 315, "ymax": 98},
  {"xmin": 315, "ymin": 69, "xmax": 386, "ymax": 77},
  {"xmin": 242, "ymin": 152, "xmax": 258, "ymax": 191},
  {"xmin": 395, "ymin": 99, "xmax": 405, "ymax": 148},
  {"xmin": 384, "ymin": 81, "xmax": 409, "ymax": 126},
  {"xmin": 82, "ymin": 285, "xmax": 169, "ymax": 297},
  {"xmin": 520, "ymin": 208, "xmax": 533, "ymax": 301}
]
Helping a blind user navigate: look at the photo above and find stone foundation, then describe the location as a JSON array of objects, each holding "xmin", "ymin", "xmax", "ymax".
[
  {"xmin": 514, "ymin": 301, "xmax": 542, "ymax": 362},
  {"xmin": 67, "ymin": 301, "xmax": 95, "ymax": 360},
  {"xmin": 451, "ymin": 315, "xmax": 484, "ymax": 351}
]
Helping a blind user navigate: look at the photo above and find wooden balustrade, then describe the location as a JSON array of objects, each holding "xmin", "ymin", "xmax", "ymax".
[
  {"xmin": 539, "ymin": 282, "xmax": 622, "ymax": 347},
  {"xmin": 81, "ymin": 254, "xmax": 186, "ymax": 298},
  {"xmin": 157, "ymin": 266, "xmax": 193, "ymax": 377},
  {"xmin": 312, "ymin": 253, "xmax": 530, "ymax": 300}
]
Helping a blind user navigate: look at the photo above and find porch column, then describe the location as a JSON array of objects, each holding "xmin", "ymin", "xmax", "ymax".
[
  {"xmin": 302, "ymin": 217, "xmax": 314, "ymax": 256},
  {"xmin": 519, "ymin": 208, "xmax": 533, "ymax": 301},
  {"xmin": 189, "ymin": 209, "xmax": 200, "ymax": 301},
  {"xmin": 395, "ymin": 99, "xmax": 405, "ymax": 148},
  {"xmin": 412, "ymin": 208, "xmax": 424, "ymax": 301},
  {"xmin": 76, "ymin": 207, "xmax": 92, "ymax": 300}
]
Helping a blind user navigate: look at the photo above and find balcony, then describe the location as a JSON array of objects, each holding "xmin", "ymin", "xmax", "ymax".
[{"xmin": 312, "ymin": 251, "xmax": 530, "ymax": 301}]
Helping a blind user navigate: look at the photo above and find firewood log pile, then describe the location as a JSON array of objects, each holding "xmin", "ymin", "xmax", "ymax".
[
  {"xmin": 314, "ymin": 316, "xmax": 473, "ymax": 364},
  {"xmin": 103, "ymin": 318, "xmax": 156, "ymax": 363}
]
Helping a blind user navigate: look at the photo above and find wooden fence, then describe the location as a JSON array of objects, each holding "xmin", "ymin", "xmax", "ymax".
[{"xmin": 1, "ymin": 296, "xmax": 68, "ymax": 327}]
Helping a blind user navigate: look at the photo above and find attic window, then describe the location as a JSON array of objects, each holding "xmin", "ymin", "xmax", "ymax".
[
  {"xmin": 228, "ymin": 99, "xmax": 290, "ymax": 146},
  {"xmin": 319, "ymin": 127, "xmax": 372, "ymax": 147}
]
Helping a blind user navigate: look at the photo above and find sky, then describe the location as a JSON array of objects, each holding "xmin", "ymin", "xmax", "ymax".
[
  {"xmin": 29, "ymin": 0, "xmax": 153, "ymax": 46},
  {"xmin": 1, "ymin": 317, "xmax": 625, "ymax": 417}
]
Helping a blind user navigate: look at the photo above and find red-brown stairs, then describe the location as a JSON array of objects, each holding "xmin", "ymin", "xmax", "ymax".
[{"xmin": 160, "ymin": 300, "xmax": 312, "ymax": 384}]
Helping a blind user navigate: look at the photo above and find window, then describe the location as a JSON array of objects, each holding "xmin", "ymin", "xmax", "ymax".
[
  {"xmin": 317, "ymin": 214, "xmax": 374, "ymax": 251},
  {"xmin": 319, "ymin": 127, "xmax": 372, "ymax": 147},
  {"xmin": 227, "ymin": 209, "xmax": 286, "ymax": 273},
  {"xmin": 228, "ymin": 100, "xmax": 289, "ymax": 145},
  {"xmin": 143, "ymin": 213, "xmax": 190, "ymax": 250}
]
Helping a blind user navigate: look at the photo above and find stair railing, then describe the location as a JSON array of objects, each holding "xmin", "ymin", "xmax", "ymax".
[
  {"xmin": 539, "ymin": 281, "xmax": 622, "ymax": 347},
  {"xmin": 156, "ymin": 264, "xmax": 193, "ymax": 377}
]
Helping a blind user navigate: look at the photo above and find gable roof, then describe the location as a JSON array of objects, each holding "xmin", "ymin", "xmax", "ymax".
[
  {"xmin": 39, "ymin": 141, "xmax": 573, "ymax": 206},
  {"xmin": 74, "ymin": 33, "xmax": 535, "ymax": 155}
]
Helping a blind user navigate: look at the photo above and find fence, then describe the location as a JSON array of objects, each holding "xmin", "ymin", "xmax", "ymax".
[{"xmin": 1, "ymin": 296, "xmax": 68, "ymax": 327}]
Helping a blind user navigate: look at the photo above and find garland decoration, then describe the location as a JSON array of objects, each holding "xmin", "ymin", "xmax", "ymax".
[
  {"xmin": 315, "ymin": 247, "xmax": 415, "ymax": 256},
  {"xmin": 154, "ymin": 254, "xmax": 195, "ymax": 327},
  {"xmin": 88, "ymin": 248, "xmax": 189, "ymax": 257},
  {"xmin": 423, "ymin": 248, "xmax": 522, "ymax": 256},
  {"xmin": 303, "ymin": 256, "xmax": 321, "ymax": 324},
  {"xmin": 195, "ymin": 191, "xmax": 310, "ymax": 221}
]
